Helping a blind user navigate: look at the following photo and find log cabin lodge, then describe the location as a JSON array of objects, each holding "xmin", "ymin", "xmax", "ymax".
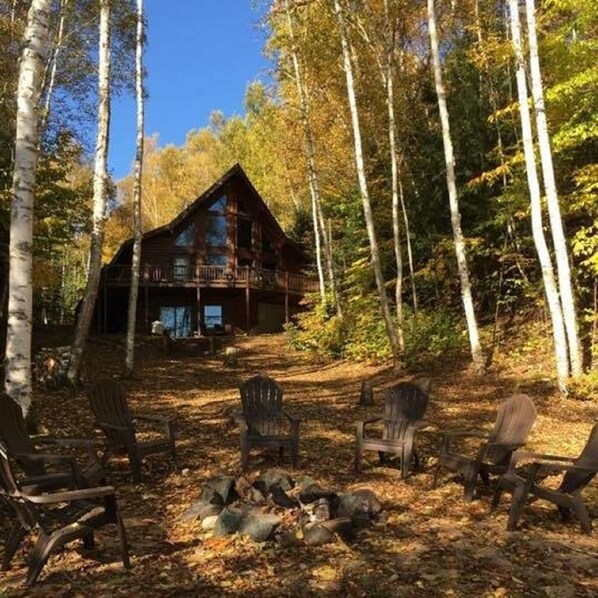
[{"xmin": 97, "ymin": 164, "xmax": 317, "ymax": 337}]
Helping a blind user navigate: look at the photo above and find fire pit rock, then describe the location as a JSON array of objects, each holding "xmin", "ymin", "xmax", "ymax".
[{"xmin": 189, "ymin": 469, "xmax": 383, "ymax": 546}]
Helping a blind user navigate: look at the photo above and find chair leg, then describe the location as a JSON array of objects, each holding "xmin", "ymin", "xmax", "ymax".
[
  {"xmin": 130, "ymin": 455, "xmax": 143, "ymax": 484},
  {"xmin": 279, "ymin": 446, "xmax": 284, "ymax": 460},
  {"xmin": 491, "ymin": 484, "xmax": 503, "ymax": 511},
  {"xmin": 480, "ymin": 470, "xmax": 490, "ymax": 486},
  {"xmin": 170, "ymin": 442, "xmax": 178, "ymax": 472},
  {"xmin": 26, "ymin": 531, "xmax": 61, "ymax": 587},
  {"xmin": 2, "ymin": 522, "xmax": 27, "ymax": 570},
  {"xmin": 116, "ymin": 512, "xmax": 131, "ymax": 568},
  {"xmin": 570, "ymin": 497, "xmax": 592, "ymax": 534},
  {"xmin": 291, "ymin": 442, "xmax": 298, "ymax": 469},
  {"xmin": 464, "ymin": 472, "xmax": 477, "ymax": 502},
  {"xmin": 400, "ymin": 447, "xmax": 409, "ymax": 480},
  {"xmin": 82, "ymin": 533, "xmax": 95, "ymax": 550},
  {"xmin": 355, "ymin": 436, "xmax": 363, "ymax": 473},
  {"xmin": 432, "ymin": 463, "xmax": 442, "ymax": 489},
  {"xmin": 506, "ymin": 483, "xmax": 529, "ymax": 532}
]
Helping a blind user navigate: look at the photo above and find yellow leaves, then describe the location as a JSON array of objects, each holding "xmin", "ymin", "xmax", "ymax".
[{"xmin": 312, "ymin": 565, "xmax": 337, "ymax": 581}]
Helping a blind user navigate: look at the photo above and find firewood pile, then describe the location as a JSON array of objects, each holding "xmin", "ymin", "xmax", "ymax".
[
  {"xmin": 33, "ymin": 346, "xmax": 70, "ymax": 388},
  {"xmin": 180, "ymin": 468, "xmax": 382, "ymax": 546}
]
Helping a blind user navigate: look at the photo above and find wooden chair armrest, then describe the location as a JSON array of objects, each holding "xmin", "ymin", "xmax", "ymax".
[
  {"xmin": 443, "ymin": 430, "xmax": 490, "ymax": 439},
  {"xmin": 134, "ymin": 414, "xmax": 171, "ymax": 425},
  {"xmin": 513, "ymin": 450, "xmax": 574, "ymax": 464},
  {"xmin": 34, "ymin": 437, "xmax": 100, "ymax": 449},
  {"xmin": 26, "ymin": 485, "xmax": 116, "ymax": 504},
  {"xmin": 413, "ymin": 420, "xmax": 431, "ymax": 430},
  {"xmin": 283, "ymin": 410, "xmax": 302, "ymax": 423},
  {"xmin": 98, "ymin": 422, "xmax": 130, "ymax": 433},
  {"xmin": 533, "ymin": 461, "xmax": 597, "ymax": 475}
]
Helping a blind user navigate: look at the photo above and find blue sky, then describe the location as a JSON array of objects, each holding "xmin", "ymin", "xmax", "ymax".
[{"xmin": 109, "ymin": 0, "xmax": 271, "ymax": 180}]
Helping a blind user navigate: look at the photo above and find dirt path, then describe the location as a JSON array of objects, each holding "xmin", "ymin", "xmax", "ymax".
[{"xmin": 1, "ymin": 334, "xmax": 597, "ymax": 596}]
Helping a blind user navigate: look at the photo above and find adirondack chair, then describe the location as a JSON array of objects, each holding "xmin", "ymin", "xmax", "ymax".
[
  {"xmin": 355, "ymin": 382, "xmax": 430, "ymax": 479},
  {"xmin": 0, "ymin": 394, "xmax": 103, "ymax": 492},
  {"xmin": 87, "ymin": 379, "xmax": 177, "ymax": 483},
  {"xmin": 433, "ymin": 394, "xmax": 537, "ymax": 501},
  {"xmin": 0, "ymin": 442, "xmax": 130, "ymax": 586},
  {"xmin": 492, "ymin": 423, "xmax": 598, "ymax": 533},
  {"xmin": 237, "ymin": 375, "xmax": 300, "ymax": 470}
]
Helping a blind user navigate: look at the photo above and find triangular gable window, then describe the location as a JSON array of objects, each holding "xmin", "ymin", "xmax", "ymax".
[{"xmin": 175, "ymin": 222, "xmax": 196, "ymax": 247}]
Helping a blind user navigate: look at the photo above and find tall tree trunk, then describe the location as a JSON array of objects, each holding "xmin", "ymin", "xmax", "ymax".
[
  {"xmin": 508, "ymin": 0, "xmax": 569, "ymax": 391},
  {"xmin": 525, "ymin": 0, "xmax": 582, "ymax": 376},
  {"xmin": 333, "ymin": 0, "xmax": 401, "ymax": 364},
  {"xmin": 67, "ymin": 0, "xmax": 111, "ymax": 385},
  {"xmin": 5, "ymin": 0, "xmax": 52, "ymax": 415},
  {"xmin": 402, "ymin": 174, "xmax": 418, "ymax": 318},
  {"xmin": 384, "ymin": 0, "xmax": 405, "ymax": 352},
  {"xmin": 125, "ymin": 0, "xmax": 145, "ymax": 376},
  {"xmin": 38, "ymin": 0, "xmax": 68, "ymax": 138},
  {"xmin": 427, "ymin": 0, "xmax": 485, "ymax": 373},
  {"xmin": 284, "ymin": 0, "xmax": 330, "ymax": 308}
]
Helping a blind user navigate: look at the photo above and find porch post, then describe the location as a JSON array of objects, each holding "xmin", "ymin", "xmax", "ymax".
[
  {"xmin": 144, "ymin": 282, "xmax": 149, "ymax": 332},
  {"xmin": 285, "ymin": 271, "xmax": 289, "ymax": 323},
  {"xmin": 245, "ymin": 272, "xmax": 251, "ymax": 334},
  {"xmin": 196, "ymin": 284, "xmax": 201, "ymax": 336},
  {"xmin": 103, "ymin": 273, "xmax": 107, "ymax": 333}
]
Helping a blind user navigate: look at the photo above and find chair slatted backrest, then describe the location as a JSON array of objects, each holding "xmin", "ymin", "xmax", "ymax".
[
  {"xmin": 87, "ymin": 380, "xmax": 135, "ymax": 448},
  {"xmin": 0, "ymin": 443, "xmax": 38, "ymax": 530},
  {"xmin": 487, "ymin": 394, "xmax": 537, "ymax": 464},
  {"xmin": 560, "ymin": 423, "xmax": 598, "ymax": 494},
  {"xmin": 240, "ymin": 375, "xmax": 284, "ymax": 436},
  {"xmin": 0, "ymin": 394, "xmax": 44, "ymax": 476},
  {"xmin": 382, "ymin": 382, "xmax": 429, "ymax": 441}
]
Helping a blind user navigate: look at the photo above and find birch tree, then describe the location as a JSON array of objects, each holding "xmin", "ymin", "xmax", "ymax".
[
  {"xmin": 524, "ymin": 0, "xmax": 582, "ymax": 376},
  {"xmin": 125, "ymin": 0, "xmax": 144, "ymax": 376},
  {"xmin": 5, "ymin": 0, "xmax": 52, "ymax": 414},
  {"xmin": 508, "ymin": 0, "xmax": 569, "ymax": 390},
  {"xmin": 333, "ymin": 0, "xmax": 402, "ymax": 364},
  {"xmin": 67, "ymin": 0, "xmax": 111, "ymax": 385},
  {"xmin": 427, "ymin": 0, "xmax": 485, "ymax": 373},
  {"xmin": 284, "ymin": 0, "xmax": 326, "ymax": 304}
]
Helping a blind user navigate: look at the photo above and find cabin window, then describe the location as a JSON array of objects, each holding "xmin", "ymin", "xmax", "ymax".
[
  {"xmin": 204, "ymin": 305, "xmax": 223, "ymax": 331},
  {"xmin": 237, "ymin": 217, "xmax": 253, "ymax": 249},
  {"xmin": 173, "ymin": 256, "xmax": 190, "ymax": 281},
  {"xmin": 206, "ymin": 215, "xmax": 227, "ymax": 247},
  {"xmin": 205, "ymin": 253, "xmax": 227, "ymax": 266},
  {"xmin": 209, "ymin": 195, "xmax": 227, "ymax": 213},
  {"xmin": 238, "ymin": 257, "xmax": 253, "ymax": 268},
  {"xmin": 160, "ymin": 306, "xmax": 191, "ymax": 338},
  {"xmin": 174, "ymin": 222, "xmax": 195, "ymax": 247}
]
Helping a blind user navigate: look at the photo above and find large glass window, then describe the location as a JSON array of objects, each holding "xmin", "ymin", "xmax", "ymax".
[
  {"xmin": 173, "ymin": 256, "xmax": 190, "ymax": 281},
  {"xmin": 237, "ymin": 217, "xmax": 252, "ymax": 249},
  {"xmin": 205, "ymin": 253, "xmax": 227, "ymax": 266},
  {"xmin": 203, "ymin": 305, "xmax": 223, "ymax": 331},
  {"xmin": 174, "ymin": 222, "xmax": 195, "ymax": 247},
  {"xmin": 209, "ymin": 195, "xmax": 227, "ymax": 213},
  {"xmin": 206, "ymin": 215, "xmax": 227, "ymax": 247},
  {"xmin": 160, "ymin": 306, "xmax": 191, "ymax": 338}
]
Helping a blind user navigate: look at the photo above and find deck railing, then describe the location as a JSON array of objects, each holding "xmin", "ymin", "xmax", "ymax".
[{"xmin": 104, "ymin": 264, "xmax": 319, "ymax": 294}]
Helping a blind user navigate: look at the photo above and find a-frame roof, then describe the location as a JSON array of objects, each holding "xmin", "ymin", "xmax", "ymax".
[{"xmin": 110, "ymin": 163, "xmax": 303, "ymax": 264}]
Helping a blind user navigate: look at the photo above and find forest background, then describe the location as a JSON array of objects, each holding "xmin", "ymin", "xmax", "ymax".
[{"xmin": 1, "ymin": 0, "xmax": 596, "ymax": 396}]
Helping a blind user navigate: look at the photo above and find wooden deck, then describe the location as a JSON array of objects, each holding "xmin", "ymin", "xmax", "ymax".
[{"xmin": 103, "ymin": 264, "xmax": 318, "ymax": 295}]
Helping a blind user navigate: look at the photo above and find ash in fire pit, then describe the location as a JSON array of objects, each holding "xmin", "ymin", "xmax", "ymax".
[{"xmin": 180, "ymin": 468, "xmax": 382, "ymax": 546}]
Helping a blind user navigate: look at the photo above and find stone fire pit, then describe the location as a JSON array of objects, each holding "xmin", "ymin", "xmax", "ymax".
[{"xmin": 180, "ymin": 468, "xmax": 382, "ymax": 547}]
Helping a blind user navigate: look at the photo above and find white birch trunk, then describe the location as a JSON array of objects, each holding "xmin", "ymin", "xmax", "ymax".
[
  {"xmin": 333, "ymin": 0, "xmax": 401, "ymax": 363},
  {"xmin": 125, "ymin": 0, "xmax": 145, "ymax": 376},
  {"xmin": 38, "ymin": 0, "xmax": 68, "ymax": 138},
  {"xmin": 67, "ymin": 0, "xmax": 111, "ymax": 385},
  {"xmin": 402, "ymin": 175, "xmax": 418, "ymax": 317},
  {"xmin": 5, "ymin": 0, "xmax": 52, "ymax": 415},
  {"xmin": 525, "ymin": 0, "xmax": 582, "ymax": 376},
  {"xmin": 427, "ymin": 0, "xmax": 485, "ymax": 373},
  {"xmin": 284, "ymin": 0, "xmax": 326, "ymax": 305},
  {"xmin": 508, "ymin": 0, "xmax": 569, "ymax": 390},
  {"xmin": 383, "ymin": 0, "xmax": 405, "ymax": 352}
]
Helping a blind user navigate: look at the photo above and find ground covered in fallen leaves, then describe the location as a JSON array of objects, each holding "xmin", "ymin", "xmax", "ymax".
[{"xmin": 1, "ymin": 328, "xmax": 597, "ymax": 597}]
